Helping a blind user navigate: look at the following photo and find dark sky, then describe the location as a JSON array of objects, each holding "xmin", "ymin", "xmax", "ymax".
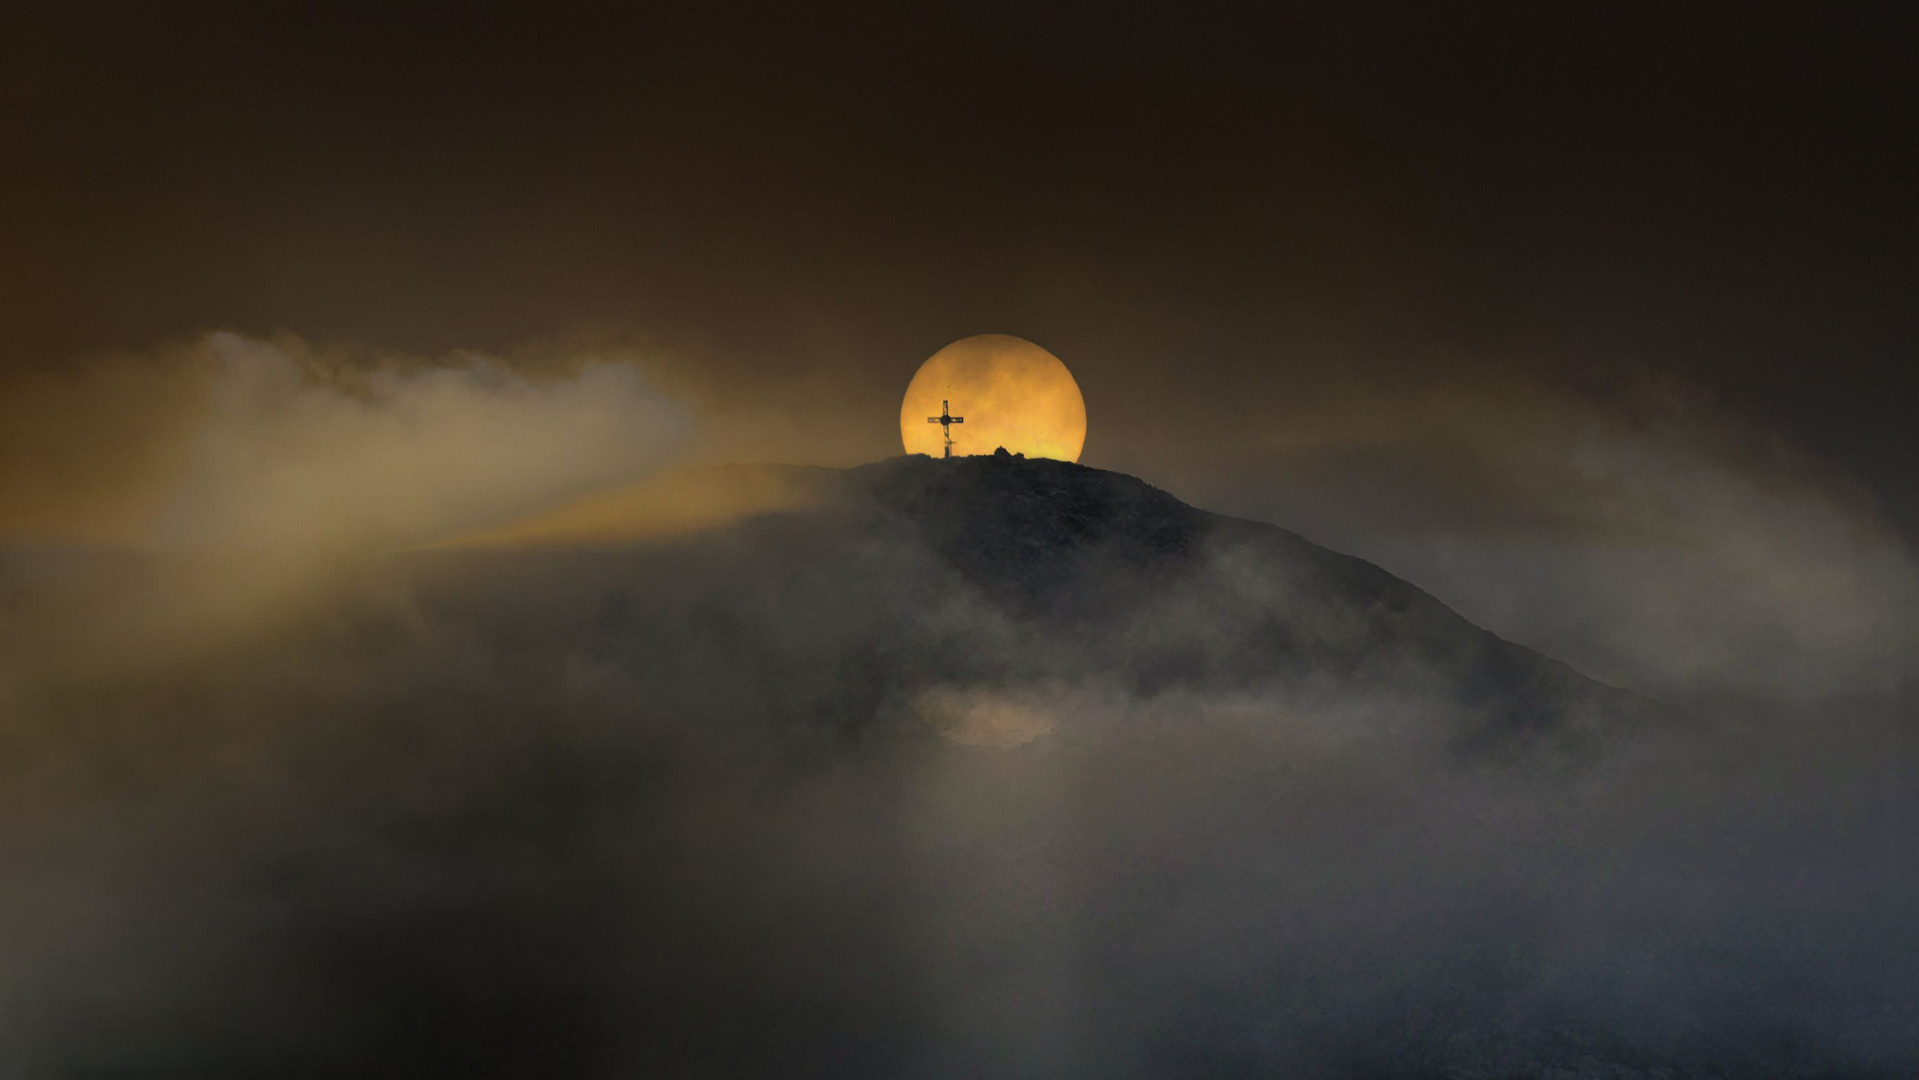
[{"xmin": 3, "ymin": 1, "xmax": 1914, "ymax": 535}]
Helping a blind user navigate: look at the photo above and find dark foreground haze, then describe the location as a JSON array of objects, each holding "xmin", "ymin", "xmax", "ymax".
[{"xmin": 3, "ymin": 458, "xmax": 1913, "ymax": 1077}]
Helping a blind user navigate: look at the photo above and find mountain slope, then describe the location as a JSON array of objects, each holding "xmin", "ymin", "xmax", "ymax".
[{"xmin": 424, "ymin": 452, "xmax": 1662, "ymax": 758}]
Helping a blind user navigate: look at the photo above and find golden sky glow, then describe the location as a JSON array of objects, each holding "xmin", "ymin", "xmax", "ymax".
[{"xmin": 899, "ymin": 334, "xmax": 1087, "ymax": 461}]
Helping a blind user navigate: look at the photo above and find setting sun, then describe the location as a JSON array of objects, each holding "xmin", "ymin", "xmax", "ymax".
[{"xmin": 899, "ymin": 334, "xmax": 1087, "ymax": 461}]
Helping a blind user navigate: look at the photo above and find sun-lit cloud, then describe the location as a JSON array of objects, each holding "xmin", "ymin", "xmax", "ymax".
[
  {"xmin": 0, "ymin": 332, "xmax": 692, "ymax": 554},
  {"xmin": 151, "ymin": 333, "xmax": 688, "ymax": 554}
]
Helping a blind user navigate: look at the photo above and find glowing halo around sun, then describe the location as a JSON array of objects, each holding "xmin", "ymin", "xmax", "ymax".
[{"xmin": 899, "ymin": 334, "xmax": 1087, "ymax": 461}]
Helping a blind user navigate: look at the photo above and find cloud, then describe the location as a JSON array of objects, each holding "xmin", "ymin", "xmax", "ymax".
[
  {"xmin": 0, "ymin": 331, "xmax": 691, "ymax": 683},
  {"xmin": 1129, "ymin": 366, "xmax": 1918, "ymax": 702},
  {"xmin": 1, "ymin": 533, "xmax": 1908, "ymax": 1075},
  {"xmin": 0, "ymin": 332, "xmax": 691, "ymax": 553},
  {"xmin": 0, "ymin": 332, "xmax": 1910, "ymax": 1077},
  {"xmin": 915, "ymin": 684, "xmax": 1061, "ymax": 747},
  {"xmin": 151, "ymin": 332, "xmax": 688, "ymax": 555}
]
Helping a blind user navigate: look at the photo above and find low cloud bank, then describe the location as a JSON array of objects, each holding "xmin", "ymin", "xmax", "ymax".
[
  {"xmin": 0, "ymin": 331, "xmax": 689, "ymax": 555},
  {"xmin": 0, "ymin": 332, "xmax": 689, "ymax": 677},
  {"xmin": 0, "ymin": 494, "xmax": 1911, "ymax": 1078},
  {"xmin": 1132, "ymin": 369, "xmax": 1918, "ymax": 704}
]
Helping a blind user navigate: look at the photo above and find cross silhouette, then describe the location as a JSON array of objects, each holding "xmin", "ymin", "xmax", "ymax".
[{"xmin": 927, "ymin": 400, "xmax": 964, "ymax": 458}]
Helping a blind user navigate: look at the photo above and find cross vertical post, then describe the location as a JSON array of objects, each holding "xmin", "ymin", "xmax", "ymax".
[{"xmin": 927, "ymin": 399, "xmax": 964, "ymax": 458}]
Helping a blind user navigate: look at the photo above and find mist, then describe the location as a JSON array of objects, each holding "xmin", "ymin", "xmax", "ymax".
[
  {"xmin": 152, "ymin": 333, "xmax": 687, "ymax": 556},
  {"xmin": 1121, "ymin": 365, "xmax": 1919, "ymax": 707},
  {"xmin": 1, "ymin": 355, "xmax": 1913, "ymax": 1076}
]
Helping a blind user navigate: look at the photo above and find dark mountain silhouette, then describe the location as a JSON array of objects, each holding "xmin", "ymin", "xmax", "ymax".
[{"xmin": 435, "ymin": 452, "xmax": 1664, "ymax": 760}]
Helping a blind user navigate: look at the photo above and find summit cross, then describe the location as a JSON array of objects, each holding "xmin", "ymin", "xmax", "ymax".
[{"xmin": 927, "ymin": 400, "xmax": 964, "ymax": 458}]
